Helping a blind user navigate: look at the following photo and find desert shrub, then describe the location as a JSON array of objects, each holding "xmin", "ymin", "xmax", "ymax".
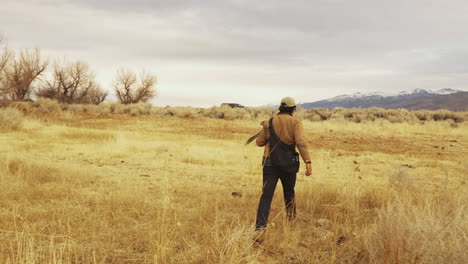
[
  {"xmin": 9, "ymin": 98, "xmax": 62, "ymax": 118},
  {"xmin": 307, "ymin": 112, "xmax": 323, "ymax": 121},
  {"xmin": 93, "ymin": 103, "xmax": 112, "ymax": 114},
  {"xmin": 32, "ymin": 98, "xmax": 62, "ymax": 114},
  {"xmin": 61, "ymin": 103, "xmax": 87, "ymax": 113},
  {"xmin": 300, "ymin": 109, "xmax": 322, "ymax": 122},
  {"xmin": 246, "ymin": 107, "xmax": 275, "ymax": 120},
  {"xmin": 308, "ymin": 108, "xmax": 332, "ymax": 121},
  {"xmin": 0, "ymin": 107, "xmax": 23, "ymax": 130},
  {"xmin": 128, "ymin": 103, "xmax": 153, "ymax": 116},
  {"xmin": 340, "ymin": 108, "xmax": 365, "ymax": 122},
  {"xmin": 432, "ymin": 109, "xmax": 465, "ymax": 123},
  {"xmin": 432, "ymin": 109, "xmax": 452, "ymax": 121},
  {"xmin": 379, "ymin": 109, "xmax": 406, "ymax": 123},
  {"xmin": 367, "ymin": 107, "xmax": 386, "ymax": 120},
  {"xmin": 148, "ymin": 106, "xmax": 198, "ymax": 118},
  {"xmin": 9, "ymin": 99, "xmax": 466, "ymax": 124},
  {"xmin": 151, "ymin": 106, "xmax": 171, "ymax": 116},
  {"xmin": 329, "ymin": 107, "xmax": 346, "ymax": 121},
  {"xmin": 414, "ymin": 110, "xmax": 432, "ymax": 121},
  {"xmin": 9, "ymin": 101, "xmax": 32, "ymax": 114},
  {"xmin": 107, "ymin": 103, "xmax": 132, "ymax": 114},
  {"xmin": 108, "ymin": 103, "xmax": 120, "ymax": 114},
  {"xmin": 293, "ymin": 106, "xmax": 306, "ymax": 120},
  {"xmin": 223, "ymin": 107, "xmax": 251, "ymax": 120},
  {"xmin": 174, "ymin": 107, "xmax": 201, "ymax": 118},
  {"xmin": 203, "ymin": 106, "xmax": 227, "ymax": 119},
  {"xmin": 106, "ymin": 103, "xmax": 153, "ymax": 116}
]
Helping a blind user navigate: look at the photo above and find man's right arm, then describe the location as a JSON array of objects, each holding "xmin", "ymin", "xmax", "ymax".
[
  {"xmin": 294, "ymin": 120, "xmax": 311, "ymax": 162},
  {"xmin": 256, "ymin": 121, "xmax": 269, "ymax": 147}
]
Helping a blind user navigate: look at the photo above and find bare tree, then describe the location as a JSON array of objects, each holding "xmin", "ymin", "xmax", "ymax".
[
  {"xmin": 0, "ymin": 38, "xmax": 11, "ymax": 74},
  {"xmin": 37, "ymin": 60, "xmax": 107, "ymax": 104},
  {"xmin": 84, "ymin": 86, "xmax": 108, "ymax": 105},
  {"xmin": 0, "ymin": 38, "xmax": 12, "ymax": 100},
  {"xmin": 0, "ymin": 48, "xmax": 46, "ymax": 101},
  {"xmin": 113, "ymin": 69, "xmax": 157, "ymax": 104}
]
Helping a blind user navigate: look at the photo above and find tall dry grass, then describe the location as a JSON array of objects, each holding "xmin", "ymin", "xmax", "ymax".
[
  {"xmin": 0, "ymin": 110, "xmax": 466, "ymax": 263},
  {"xmin": 1, "ymin": 156, "xmax": 465, "ymax": 263},
  {"xmin": 0, "ymin": 108, "xmax": 24, "ymax": 131}
]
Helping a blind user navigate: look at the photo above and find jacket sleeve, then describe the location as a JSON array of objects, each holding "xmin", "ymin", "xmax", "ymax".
[
  {"xmin": 294, "ymin": 120, "xmax": 311, "ymax": 162},
  {"xmin": 256, "ymin": 121, "xmax": 269, "ymax": 147}
]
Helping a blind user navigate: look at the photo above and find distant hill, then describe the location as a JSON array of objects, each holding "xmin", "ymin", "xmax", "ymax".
[{"xmin": 299, "ymin": 89, "xmax": 468, "ymax": 111}]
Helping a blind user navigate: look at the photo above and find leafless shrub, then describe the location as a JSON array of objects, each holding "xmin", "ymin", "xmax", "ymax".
[
  {"xmin": 84, "ymin": 86, "xmax": 108, "ymax": 105},
  {"xmin": 113, "ymin": 69, "xmax": 157, "ymax": 104},
  {"xmin": 37, "ymin": 60, "xmax": 107, "ymax": 104},
  {"xmin": 0, "ymin": 49, "xmax": 47, "ymax": 101}
]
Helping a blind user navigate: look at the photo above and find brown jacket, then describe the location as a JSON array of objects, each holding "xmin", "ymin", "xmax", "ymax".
[{"xmin": 256, "ymin": 113, "xmax": 311, "ymax": 162}]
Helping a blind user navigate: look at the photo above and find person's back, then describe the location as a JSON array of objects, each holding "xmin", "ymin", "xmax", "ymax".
[
  {"xmin": 256, "ymin": 113, "xmax": 310, "ymax": 163},
  {"xmin": 253, "ymin": 97, "xmax": 312, "ymax": 247}
]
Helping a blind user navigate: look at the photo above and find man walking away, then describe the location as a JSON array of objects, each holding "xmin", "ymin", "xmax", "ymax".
[{"xmin": 254, "ymin": 97, "xmax": 312, "ymax": 245}]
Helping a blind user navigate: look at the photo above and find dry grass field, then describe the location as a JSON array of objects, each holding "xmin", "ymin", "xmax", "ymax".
[{"xmin": 0, "ymin": 107, "xmax": 467, "ymax": 263}]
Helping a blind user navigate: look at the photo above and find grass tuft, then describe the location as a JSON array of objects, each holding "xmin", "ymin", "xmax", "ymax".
[{"xmin": 0, "ymin": 107, "xmax": 24, "ymax": 131}]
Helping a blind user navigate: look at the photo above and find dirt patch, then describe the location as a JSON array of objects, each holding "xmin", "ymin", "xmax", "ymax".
[{"xmin": 307, "ymin": 133, "xmax": 466, "ymax": 160}]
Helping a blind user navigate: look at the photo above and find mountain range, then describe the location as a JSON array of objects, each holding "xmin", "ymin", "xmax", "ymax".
[{"xmin": 299, "ymin": 89, "xmax": 468, "ymax": 111}]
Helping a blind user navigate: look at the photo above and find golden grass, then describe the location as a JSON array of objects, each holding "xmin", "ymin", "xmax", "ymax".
[
  {"xmin": 0, "ymin": 111, "xmax": 467, "ymax": 263},
  {"xmin": 0, "ymin": 108, "xmax": 24, "ymax": 131}
]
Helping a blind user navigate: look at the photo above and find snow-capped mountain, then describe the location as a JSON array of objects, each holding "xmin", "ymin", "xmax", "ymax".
[
  {"xmin": 327, "ymin": 91, "xmax": 394, "ymax": 102},
  {"xmin": 433, "ymin": 88, "xmax": 461, "ymax": 95},
  {"xmin": 398, "ymin": 88, "xmax": 431, "ymax": 96},
  {"xmin": 326, "ymin": 88, "xmax": 462, "ymax": 102},
  {"xmin": 299, "ymin": 88, "xmax": 467, "ymax": 111}
]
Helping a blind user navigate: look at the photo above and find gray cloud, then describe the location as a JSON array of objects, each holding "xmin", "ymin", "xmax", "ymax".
[
  {"xmin": 1, "ymin": 0, "xmax": 467, "ymax": 106},
  {"xmin": 66, "ymin": 0, "xmax": 468, "ymax": 67}
]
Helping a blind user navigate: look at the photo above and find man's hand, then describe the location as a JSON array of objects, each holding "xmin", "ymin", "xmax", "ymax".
[{"xmin": 305, "ymin": 163, "xmax": 312, "ymax": 176}]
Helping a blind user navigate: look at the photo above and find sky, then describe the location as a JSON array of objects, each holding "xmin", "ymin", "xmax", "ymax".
[{"xmin": 1, "ymin": 0, "xmax": 468, "ymax": 107}]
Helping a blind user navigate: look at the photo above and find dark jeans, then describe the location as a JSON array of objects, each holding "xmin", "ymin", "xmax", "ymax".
[{"xmin": 255, "ymin": 163, "xmax": 297, "ymax": 231}]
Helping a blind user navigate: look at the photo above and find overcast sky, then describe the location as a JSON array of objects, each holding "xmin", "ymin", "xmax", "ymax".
[{"xmin": 1, "ymin": 0, "xmax": 468, "ymax": 106}]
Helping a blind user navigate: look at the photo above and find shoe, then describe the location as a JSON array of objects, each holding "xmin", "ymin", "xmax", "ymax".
[{"xmin": 253, "ymin": 229, "xmax": 265, "ymax": 248}]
